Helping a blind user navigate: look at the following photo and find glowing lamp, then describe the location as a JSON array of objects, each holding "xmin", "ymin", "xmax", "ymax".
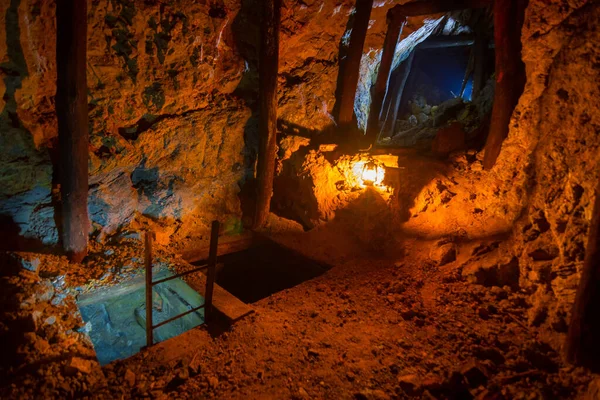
[{"xmin": 361, "ymin": 161, "xmax": 379, "ymax": 186}]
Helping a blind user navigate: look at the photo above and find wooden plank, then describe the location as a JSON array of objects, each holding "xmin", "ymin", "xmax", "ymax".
[
  {"xmin": 254, "ymin": 0, "xmax": 282, "ymax": 229},
  {"xmin": 204, "ymin": 221, "xmax": 219, "ymax": 321},
  {"xmin": 380, "ymin": 50, "xmax": 415, "ymax": 139},
  {"xmin": 472, "ymin": 23, "xmax": 488, "ymax": 100},
  {"xmin": 182, "ymin": 262, "xmax": 254, "ymax": 324},
  {"xmin": 56, "ymin": 0, "xmax": 89, "ymax": 263},
  {"xmin": 567, "ymin": 178, "xmax": 600, "ymax": 370},
  {"xmin": 415, "ymin": 35, "xmax": 475, "ymax": 49},
  {"xmin": 337, "ymin": 0, "xmax": 374, "ymax": 126},
  {"xmin": 181, "ymin": 232, "xmax": 255, "ymax": 263},
  {"xmin": 459, "ymin": 46, "xmax": 475, "ymax": 98},
  {"xmin": 145, "ymin": 232, "xmax": 154, "ymax": 346},
  {"xmin": 389, "ymin": 0, "xmax": 492, "ymax": 19},
  {"xmin": 366, "ymin": 13, "xmax": 405, "ymax": 144}
]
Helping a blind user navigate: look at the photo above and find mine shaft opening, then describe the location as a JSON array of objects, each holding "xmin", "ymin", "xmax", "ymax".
[{"xmin": 197, "ymin": 239, "xmax": 331, "ymax": 304}]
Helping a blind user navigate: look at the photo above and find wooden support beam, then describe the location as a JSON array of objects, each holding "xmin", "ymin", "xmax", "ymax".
[
  {"xmin": 254, "ymin": 0, "xmax": 281, "ymax": 229},
  {"xmin": 380, "ymin": 50, "xmax": 415, "ymax": 139},
  {"xmin": 144, "ymin": 231, "xmax": 154, "ymax": 347},
  {"xmin": 204, "ymin": 221, "xmax": 219, "ymax": 322},
  {"xmin": 567, "ymin": 178, "xmax": 600, "ymax": 371},
  {"xmin": 459, "ymin": 46, "xmax": 475, "ymax": 98},
  {"xmin": 337, "ymin": 0, "xmax": 374, "ymax": 126},
  {"xmin": 482, "ymin": 0, "xmax": 527, "ymax": 170},
  {"xmin": 472, "ymin": 24, "xmax": 488, "ymax": 100},
  {"xmin": 389, "ymin": 0, "xmax": 492, "ymax": 20},
  {"xmin": 416, "ymin": 35, "xmax": 475, "ymax": 49},
  {"xmin": 366, "ymin": 13, "xmax": 405, "ymax": 143},
  {"xmin": 56, "ymin": 0, "xmax": 89, "ymax": 263}
]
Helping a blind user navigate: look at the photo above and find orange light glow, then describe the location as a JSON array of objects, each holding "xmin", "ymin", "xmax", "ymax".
[{"xmin": 351, "ymin": 159, "xmax": 386, "ymax": 187}]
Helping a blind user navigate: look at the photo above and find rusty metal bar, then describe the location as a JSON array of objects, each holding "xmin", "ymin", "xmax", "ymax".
[
  {"xmin": 152, "ymin": 304, "xmax": 206, "ymax": 330},
  {"xmin": 144, "ymin": 221, "xmax": 220, "ymax": 347},
  {"xmin": 205, "ymin": 220, "xmax": 219, "ymax": 322},
  {"xmin": 150, "ymin": 264, "xmax": 209, "ymax": 286},
  {"xmin": 144, "ymin": 231, "xmax": 154, "ymax": 347}
]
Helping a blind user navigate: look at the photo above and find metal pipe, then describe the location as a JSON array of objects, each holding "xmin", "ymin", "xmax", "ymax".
[
  {"xmin": 150, "ymin": 264, "xmax": 209, "ymax": 286},
  {"xmin": 152, "ymin": 304, "xmax": 206, "ymax": 330}
]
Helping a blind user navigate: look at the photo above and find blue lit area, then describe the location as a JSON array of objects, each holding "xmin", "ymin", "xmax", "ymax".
[
  {"xmin": 77, "ymin": 269, "xmax": 205, "ymax": 365},
  {"xmin": 399, "ymin": 44, "xmax": 474, "ymax": 114}
]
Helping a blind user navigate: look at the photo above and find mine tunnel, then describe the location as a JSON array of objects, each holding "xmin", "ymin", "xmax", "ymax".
[{"xmin": 1, "ymin": 0, "xmax": 600, "ymax": 398}]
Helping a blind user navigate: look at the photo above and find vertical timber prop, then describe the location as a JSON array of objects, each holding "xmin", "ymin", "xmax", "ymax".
[
  {"xmin": 567, "ymin": 178, "xmax": 600, "ymax": 371},
  {"xmin": 144, "ymin": 231, "xmax": 154, "ymax": 348},
  {"xmin": 56, "ymin": 0, "xmax": 89, "ymax": 263},
  {"xmin": 337, "ymin": 0, "xmax": 374, "ymax": 127},
  {"xmin": 379, "ymin": 50, "xmax": 414, "ymax": 139},
  {"xmin": 471, "ymin": 21, "xmax": 488, "ymax": 101},
  {"xmin": 482, "ymin": 0, "xmax": 528, "ymax": 170},
  {"xmin": 253, "ymin": 0, "xmax": 282, "ymax": 229},
  {"xmin": 366, "ymin": 12, "xmax": 404, "ymax": 144}
]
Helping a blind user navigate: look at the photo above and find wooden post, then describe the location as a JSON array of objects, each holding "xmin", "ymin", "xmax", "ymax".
[
  {"xmin": 144, "ymin": 231, "xmax": 154, "ymax": 347},
  {"xmin": 205, "ymin": 220, "xmax": 219, "ymax": 322},
  {"xmin": 472, "ymin": 24, "xmax": 488, "ymax": 100},
  {"xmin": 482, "ymin": 0, "xmax": 527, "ymax": 170},
  {"xmin": 380, "ymin": 50, "xmax": 414, "ymax": 139},
  {"xmin": 459, "ymin": 47, "xmax": 475, "ymax": 98},
  {"xmin": 56, "ymin": 0, "xmax": 89, "ymax": 263},
  {"xmin": 567, "ymin": 179, "xmax": 600, "ymax": 370},
  {"xmin": 337, "ymin": 0, "xmax": 374, "ymax": 126},
  {"xmin": 254, "ymin": 0, "xmax": 281, "ymax": 229},
  {"xmin": 366, "ymin": 13, "xmax": 405, "ymax": 143}
]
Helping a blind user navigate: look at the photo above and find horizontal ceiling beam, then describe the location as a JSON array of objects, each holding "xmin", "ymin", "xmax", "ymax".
[{"xmin": 390, "ymin": 0, "xmax": 492, "ymax": 20}]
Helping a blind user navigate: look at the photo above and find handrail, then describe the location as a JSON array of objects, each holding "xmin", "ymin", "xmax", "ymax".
[
  {"xmin": 150, "ymin": 264, "xmax": 209, "ymax": 286},
  {"xmin": 144, "ymin": 221, "xmax": 219, "ymax": 347}
]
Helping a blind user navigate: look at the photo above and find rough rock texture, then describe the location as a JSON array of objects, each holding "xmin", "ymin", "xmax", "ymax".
[
  {"xmin": 273, "ymin": 0, "xmax": 600, "ymax": 356},
  {"xmin": 0, "ymin": 0, "xmax": 420, "ymax": 251},
  {"xmin": 485, "ymin": 0, "xmax": 600, "ymax": 346},
  {"xmin": 400, "ymin": 0, "xmax": 600, "ymax": 350},
  {"xmin": 0, "ymin": 0, "xmax": 254, "ymax": 251}
]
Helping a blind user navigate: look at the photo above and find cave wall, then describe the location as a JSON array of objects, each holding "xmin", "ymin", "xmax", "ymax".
[
  {"xmin": 0, "ymin": 0, "xmax": 412, "ymax": 251},
  {"xmin": 0, "ymin": 0, "xmax": 254, "ymax": 251},
  {"xmin": 491, "ymin": 0, "xmax": 600, "ymax": 337}
]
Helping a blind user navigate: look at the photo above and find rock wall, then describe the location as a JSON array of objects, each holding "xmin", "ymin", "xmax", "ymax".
[
  {"xmin": 1, "ymin": 0, "xmax": 411, "ymax": 251},
  {"xmin": 0, "ymin": 0, "xmax": 256, "ymax": 251},
  {"xmin": 491, "ymin": 0, "xmax": 600, "ymax": 341},
  {"xmin": 400, "ymin": 0, "xmax": 600, "ymax": 348}
]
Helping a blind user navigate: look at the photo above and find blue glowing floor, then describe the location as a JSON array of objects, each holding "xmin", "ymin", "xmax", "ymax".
[{"xmin": 77, "ymin": 270, "xmax": 204, "ymax": 365}]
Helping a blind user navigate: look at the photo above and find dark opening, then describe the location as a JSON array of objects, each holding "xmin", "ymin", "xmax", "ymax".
[
  {"xmin": 213, "ymin": 240, "xmax": 330, "ymax": 303},
  {"xmin": 400, "ymin": 45, "xmax": 474, "ymax": 110},
  {"xmin": 377, "ymin": 37, "xmax": 495, "ymax": 148}
]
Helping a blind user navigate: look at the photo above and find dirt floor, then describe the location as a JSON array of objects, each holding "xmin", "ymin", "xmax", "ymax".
[
  {"xmin": 126, "ymin": 231, "xmax": 599, "ymax": 400},
  {"xmin": 1, "ymin": 144, "xmax": 600, "ymax": 399},
  {"xmin": 3, "ymin": 215, "xmax": 598, "ymax": 400}
]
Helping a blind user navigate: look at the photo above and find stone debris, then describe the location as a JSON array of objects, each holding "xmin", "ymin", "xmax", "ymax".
[{"xmin": 64, "ymin": 357, "xmax": 94, "ymax": 375}]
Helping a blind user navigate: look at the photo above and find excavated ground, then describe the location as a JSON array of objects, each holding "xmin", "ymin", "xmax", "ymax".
[{"xmin": 2, "ymin": 220, "xmax": 599, "ymax": 399}]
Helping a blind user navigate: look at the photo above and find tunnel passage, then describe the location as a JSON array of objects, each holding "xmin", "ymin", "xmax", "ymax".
[
  {"xmin": 207, "ymin": 239, "xmax": 331, "ymax": 304},
  {"xmin": 378, "ymin": 35, "xmax": 495, "ymax": 150}
]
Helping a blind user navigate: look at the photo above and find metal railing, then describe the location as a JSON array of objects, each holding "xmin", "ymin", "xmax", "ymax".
[{"xmin": 144, "ymin": 220, "xmax": 219, "ymax": 347}]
